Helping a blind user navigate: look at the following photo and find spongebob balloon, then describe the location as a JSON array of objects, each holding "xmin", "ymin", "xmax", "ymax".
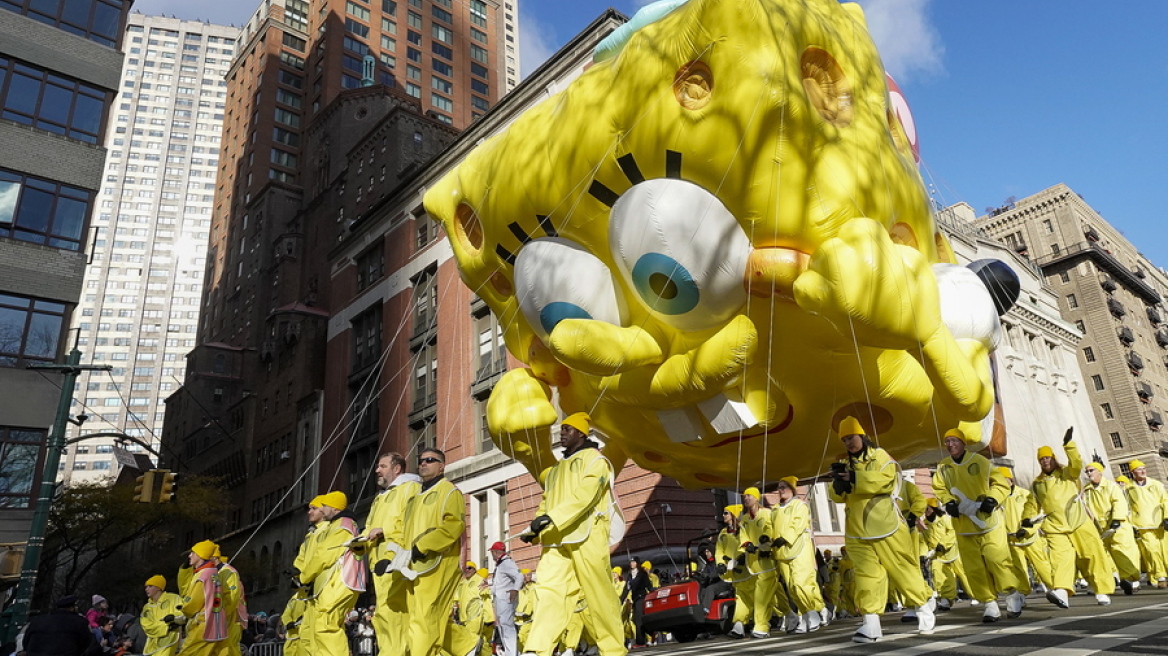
[{"xmin": 423, "ymin": 0, "xmax": 1018, "ymax": 488}]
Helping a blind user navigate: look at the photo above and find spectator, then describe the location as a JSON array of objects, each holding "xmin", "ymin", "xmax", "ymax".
[
  {"xmin": 23, "ymin": 595, "xmax": 101, "ymax": 656},
  {"xmin": 86, "ymin": 596, "xmax": 109, "ymax": 630}
]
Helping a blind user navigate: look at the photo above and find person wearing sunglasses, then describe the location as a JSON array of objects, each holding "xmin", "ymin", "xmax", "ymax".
[{"xmin": 402, "ymin": 448, "xmax": 470, "ymax": 656}]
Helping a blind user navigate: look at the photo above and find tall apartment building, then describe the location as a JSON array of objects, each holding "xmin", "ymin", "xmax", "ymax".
[
  {"xmin": 61, "ymin": 14, "xmax": 239, "ymax": 483},
  {"xmin": 975, "ymin": 184, "xmax": 1168, "ymax": 481},
  {"xmin": 0, "ymin": 0, "xmax": 130, "ymax": 541}
]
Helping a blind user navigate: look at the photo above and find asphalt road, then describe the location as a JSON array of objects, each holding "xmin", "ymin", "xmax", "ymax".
[{"xmin": 637, "ymin": 587, "xmax": 1168, "ymax": 655}]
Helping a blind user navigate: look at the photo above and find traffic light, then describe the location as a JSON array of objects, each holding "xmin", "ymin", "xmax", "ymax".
[
  {"xmin": 157, "ymin": 471, "xmax": 178, "ymax": 503},
  {"xmin": 133, "ymin": 470, "xmax": 156, "ymax": 503}
]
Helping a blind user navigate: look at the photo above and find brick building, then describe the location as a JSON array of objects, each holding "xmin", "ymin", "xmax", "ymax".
[{"xmin": 0, "ymin": 0, "xmax": 130, "ymax": 541}]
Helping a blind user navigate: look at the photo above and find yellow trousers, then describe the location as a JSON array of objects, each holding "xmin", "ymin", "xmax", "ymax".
[
  {"xmin": 848, "ymin": 526, "xmax": 931, "ymax": 615},
  {"xmin": 1103, "ymin": 525, "xmax": 1142, "ymax": 583},
  {"xmin": 733, "ymin": 570, "xmax": 776, "ymax": 631},
  {"xmin": 441, "ymin": 620, "xmax": 480, "ymax": 656},
  {"xmin": 372, "ymin": 573, "xmax": 409, "ymax": 656},
  {"xmin": 930, "ymin": 558, "xmax": 959, "ymax": 601},
  {"xmin": 176, "ymin": 622, "xmax": 225, "ymax": 656},
  {"xmin": 778, "ymin": 549, "xmax": 825, "ymax": 614},
  {"xmin": 406, "ymin": 558, "xmax": 462, "ymax": 656},
  {"xmin": 1136, "ymin": 528, "xmax": 1167, "ymax": 581},
  {"xmin": 956, "ymin": 524, "xmax": 1027, "ymax": 601},
  {"xmin": 282, "ymin": 633, "xmax": 301, "ymax": 656},
  {"xmin": 1017, "ymin": 536, "xmax": 1053, "ymax": 588},
  {"xmin": 1047, "ymin": 524, "xmax": 1115, "ymax": 594},
  {"xmin": 524, "ymin": 533, "xmax": 625, "ymax": 656}
]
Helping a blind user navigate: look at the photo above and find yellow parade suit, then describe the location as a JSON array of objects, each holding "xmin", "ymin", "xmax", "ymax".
[
  {"xmin": 516, "ymin": 582, "xmax": 536, "ymax": 649},
  {"xmin": 402, "ymin": 476, "xmax": 466, "ymax": 656},
  {"xmin": 365, "ymin": 473, "xmax": 421, "ymax": 656},
  {"xmin": 1125, "ymin": 477, "xmax": 1168, "ymax": 581},
  {"xmin": 836, "ymin": 554, "xmax": 856, "ymax": 616},
  {"xmin": 444, "ymin": 575, "xmax": 486, "ymax": 656},
  {"xmin": 1024, "ymin": 441, "xmax": 1114, "ymax": 595},
  {"xmin": 216, "ymin": 562, "xmax": 247, "ymax": 656},
  {"xmin": 891, "ymin": 479, "xmax": 929, "ymax": 606},
  {"xmin": 921, "ymin": 513, "xmax": 960, "ymax": 602},
  {"xmin": 828, "ymin": 446, "xmax": 931, "ymax": 615},
  {"xmin": 715, "ymin": 525, "xmax": 756, "ymax": 629},
  {"xmin": 280, "ymin": 589, "xmax": 309, "ymax": 656},
  {"xmin": 300, "ymin": 513, "xmax": 363, "ymax": 656},
  {"xmin": 1001, "ymin": 485, "xmax": 1052, "ymax": 589},
  {"xmin": 289, "ymin": 527, "xmax": 316, "ymax": 654},
  {"xmin": 735, "ymin": 506, "xmax": 778, "ymax": 633},
  {"xmin": 769, "ymin": 497, "xmax": 826, "ymax": 617},
  {"xmin": 141, "ymin": 591, "xmax": 183, "ymax": 656},
  {"xmin": 932, "ymin": 452, "xmax": 1026, "ymax": 600},
  {"xmin": 178, "ymin": 562, "xmax": 226, "ymax": 656},
  {"xmin": 524, "ymin": 445, "xmax": 626, "ymax": 656},
  {"xmin": 1084, "ymin": 477, "xmax": 1141, "ymax": 584}
]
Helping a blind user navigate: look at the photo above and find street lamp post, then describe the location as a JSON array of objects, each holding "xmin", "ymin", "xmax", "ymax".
[{"xmin": 0, "ymin": 347, "xmax": 110, "ymax": 643}]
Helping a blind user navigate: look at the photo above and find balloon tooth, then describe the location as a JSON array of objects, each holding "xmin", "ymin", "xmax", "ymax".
[
  {"xmin": 697, "ymin": 394, "xmax": 758, "ymax": 433},
  {"xmin": 657, "ymin": 407, "xmax": 704, "ymax": 443}
]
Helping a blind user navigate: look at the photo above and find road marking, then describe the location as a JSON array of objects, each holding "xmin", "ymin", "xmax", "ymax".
[{"xmin": 1021, "ymin": 616, "xmax": 1168, "ymax": 656}]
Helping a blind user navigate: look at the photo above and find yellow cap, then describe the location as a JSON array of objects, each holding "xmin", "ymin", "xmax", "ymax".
[
  {"xmin": 1116, "ymin": 475, "xmax": 1130, "ymax": 483},
  {"xmin": 944, "ymin": 427, "xmax": 976, "ymax": 444},
  {"xmin": 1085, "ymin": 461, "xmax": 1104, "ymax": 472},
  {"xmin": 926, "ymin": 497, "xmax": 938, "ymax": 508},
  {"xmin": 996, "ymin": 467, "xmax": 1014, "ymax": 480},
  {"xmin": 742, "ymin": 487, "xmax": 761, "ymax": 499},
  {"xmin": 309, "ymin": 495, "xmax": 325, "ymax": 508},
  {"xmin": 1037, "ymin": 445, "xmax": 1054, "ymax": 459},
  {"xmin": 145, "ymin": 575, "xmax": 166, "ymax": 589},
  {"xmin": 1130, "ymin": 459, "xmax": 1146, "ymax": 470},
  {"xmin": 779, "ymin": 476, "xmax": 799, "ymax": 491},
  {"xmin": 190, "ymin": 540, "xmax": 218, "ymax": 561},
  {"xmin": 838, "ymin": 416, "xmax": 865, "ymax": 437},
  {"xmin": 723, "ymin": 504, "xmax": 742, "ymax": 516},
  {"xmin": 477, "ymin": 568, "xmax": 488, "ymax": 579},
  {"xmin": 465, "ymin": 560, "xmax": 477, "ymax": 569},
  {"xmin": 561, "ymin": 412, "xmax": 591, "ymax": 435},
  {"xmin": 520, "ymin": 568, "xmax": 532, "ymax": 575},
  {"xmin": 612, "ymin": 566, "xmax": 622, "ymax": 575},
  {"xmin": 641, "ymin": 561, "xmax": 652, "ymax": 570},
  {"xmin": 318, "ymin": 490, "xmax": 348, "ymax": 511}
]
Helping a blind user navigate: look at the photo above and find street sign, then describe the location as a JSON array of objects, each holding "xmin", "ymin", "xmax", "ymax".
[{"xmin": 113, "ymin": 446, "xmax": 136, "ymax": 467}]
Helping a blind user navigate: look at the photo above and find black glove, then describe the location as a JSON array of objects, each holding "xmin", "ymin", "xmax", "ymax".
[
  {"xmin": 830, "ymin": 462, "xmax": 847, "ymax": 475},
  {"xmin": 373, "ymin": 559, "xmax": 391, "ymax": 576},
  {"xmin": 1013, "ymin": 529, "xmax": 1027, "ymax": 540},
  {"xmin": 716, "ymin": 563, "xmax": 727, "ymax": 575},
  {"xmin": 758, "ymin": 534, "xmax": 771, "ymax": 545},
  {"xmin": 290, "ymin": 576, "xmax": 303, "ymax": 589},
  {"xmin": 773, "ymin": 537, "xmax": 789, "ymax": 549},
  {"xmin": 934, "ymin": 544, "xmax": 946, "ymax": 556},
  {"xmin": 945, "ymin": 500, "xmax": 960, "ymax": 518},
  {"xmin": 1021, "ymin": 518, "xmax": 1034, "ymax": 528},
  {"xmin": 519, "ymin": 533, "xmax": 535, "ymax": 544},
  {"xmin": 979, "ymin": 497, "xmax": 998, "ymax": 514},
  {"xmin": 1162, "ymin": 519, "xmax": 1168, "ymax": 531},
  {"xmin": 1109, "ymin": 520, "xmax": 1121, "ymax": 531},
  {"xmin": 411, "ymin": 545, "xmax": 426, "ymax": 562},
  {"xmin": 905, "ymin": 513, "xmax": 918, "ymax": 528},
  {"xmin": 530, "ymin": 515, "xmax": 553, "ymax": 536},
  {"xmin": 743, "ymin": 542, "xmax": 757, "ymax": 554},
  {"xmin": 162, "ymin": 614, "xmax": 175, "ymax": 624},
  {"xmin": 832, "ymin": 478, "xmax": 852, "ymax": 495},
  {"xmin": 1062, "ymin": 427, "xmax": 1073, "ymax": 445}
]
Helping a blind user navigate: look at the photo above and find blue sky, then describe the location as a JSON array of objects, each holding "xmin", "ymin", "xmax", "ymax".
[{"xmin": 135, "ymin": 0, "xmax": 1168, "ymax": 263}]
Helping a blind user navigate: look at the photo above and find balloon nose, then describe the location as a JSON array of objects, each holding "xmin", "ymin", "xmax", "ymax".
[{"xmin": 744, "ymin": 247, "xmax": 810, "ymax": 299}]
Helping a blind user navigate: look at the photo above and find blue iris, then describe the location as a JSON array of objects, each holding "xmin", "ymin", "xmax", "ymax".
[
  {"xmin": 539, "ymin": 302, "xmax": 593, "ymax": 335},
  {"xmin": 631, "ymin": 253, "xmax": 699, "ymax": 315}
]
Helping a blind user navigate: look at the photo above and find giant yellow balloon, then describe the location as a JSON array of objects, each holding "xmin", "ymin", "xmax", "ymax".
[{"xmin": 423, "ymin": 0, "xmax": 1014, "ymax": 488}]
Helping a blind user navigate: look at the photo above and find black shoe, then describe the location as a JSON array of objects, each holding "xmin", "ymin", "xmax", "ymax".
[
  {"xmin": 1045, "ymin": 590, "xmax": 1069, "ymax": 609},
  {"xmin": 1120, "ymin": 580, "xmax": 1134, "ymax": 595}
]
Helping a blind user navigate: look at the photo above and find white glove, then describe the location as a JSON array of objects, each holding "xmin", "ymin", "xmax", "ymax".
[
  {"xmin": 958, "ymin": 499, "xmax": 980, "ymax": 517},
  {"xmin": 925, "ymin": 550, "xmax": 936, "ymax": 559}
]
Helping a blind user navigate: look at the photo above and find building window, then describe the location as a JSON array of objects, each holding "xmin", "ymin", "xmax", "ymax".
[
  {"xmin": 475, "ymin": 396, "xmax": 492, "ymax": 454},
  {"xmin": 350, "ymin": 382, "xmax": 380, "ymax": 443},
  {"xmin": 1110, "ymin": 432, "xmax": 1123, "ymax": 448},
  {"xmin": 410, "ymin": 416, "xmax": 435, "ymax": 452},
  {"xmin": 432, "ymin": 24, "xmax": 453, "ymax": 44},
  {"xmin": 1059, "ymin": 271, "xmax": 1070, "ymax": 283},
  {"xmin": 0, "ymin": 293, "xmax": 66, "ymax": 365},
  {"xmin": 345, "ymin": 0, "xmax": 370, "ymax": 20},
  {"xmin": 1101, "ymin": 403, "xmax": 1113, "ymax": 419},
  {"xmin": 1091, "ymin": 374, "xmax": 1104, "ymax": 391},
  {"xmin": 1075, "ymin": 320, "xmax": 1086, "ymax": 334},
  {"xmin": 0, "ymin": 58, "xmax": 108, "ymax": 143},
  {"xmin": 1084, "ymin": 346, "xmax": 1095, "ymax": 362},
  {"xmin": 344, "ymin": 17, "xmax": 370, "ymax": 37},
  {"xmin": 351, "ymin": 305, "xmax": 382, "ymax": 373},
  {"xmin": 356, "ymin": 244, "xmax": 384, "ymax": 292},
  {"xmin": 431, "ymin": 5, "xmax": 452, "ymax": 23},
  {"xmin": 431, "ymin": 42, "xmax": 453, "ymax": 60},
  {"xmin": 469, "ymin": 0, "xmax": 487, "ymax": 27},
  {"xmin": 282, "ymin": 33, "xmax": 306, "ymax": 51},
  {"xmin": 430, "ymin": 93, "xmax": 452, "ymax": 112},
  {"xmin": 413, "ymin": 269, "xmax": 437, "ymax": 333},
  {"xmin": 1, "ymin": 0, "xmax": 126, "ymax": 47},
  {"xmin": 382, "ymin": 0, "xmax": 396, "ymax": 15},
  {"xmin": 0, "ymin": 427, "xmax": 45, "ymax": 508},
  {"xmin": 1066, "ymin": 294, "xmax": 1078, "ymax": 309},
  {"xmin": 0, "ymin": 168, "xmax": 94, "ymax": 250},
  {"xmin": 430, "ymin": 77, "xmax": 452, "ymax": 94},
  {"xmin": 1043, "ymin": 219, "xmax": 1053, "ymax": 233},
  {"xmin": 470, "ymin": 44, "xmax": 488, "ymax": 63}
]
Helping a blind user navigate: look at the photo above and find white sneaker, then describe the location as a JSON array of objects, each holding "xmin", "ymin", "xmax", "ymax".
[
  {"xmin": 970, "ymin": 599, "xmax": 981, "ymax": 606},
  {"xmin": 729, "ymin": 621, "xmax": 745, "ymax": 639},
  {"xmin": 900, "ymin": 609, "xmax": 917, "ymax": 623},
  {"xmin": 853, "ymin": 614, "xmax": 883, "ymax": 643},
  {"xmin": 751, "ymin": 629, "xmax": 770, "ymax": 639},
  {"xmin": 1034, "ymin": 583, "xmax": 1047, "ymax": 594},
  {"xmin": 1054, "ymin": 588, "xmax": 1070, "ymax": 607},
  {"xmin": 982, "ymin": 600, "xmax": 1001, "ymax": 623},
  {"xmin": 917, "ymin": 597, "xmax": 936, "ymax": 635},
  {"xmin": 820, "ymin": 607, "xmax": 833, "ymax": 625},
  {"xmin": 1133, "ymin": 581, "xmax": 1141, "ymax": 592},
  {"xmin": 785, "ymin": 612, "xmax": 800, "ymax": 634},
  {"xmin": 1095, "ymin": 593, "xmax": 1111, "ymax": 605},
  {"xmin": 1006, "ymin": 591, "xmax": 1024, "ymax": 618},
  {"xmin": 561, "ymin": 650, "xmax": 574, "ymax": 656},
  {"xmin": 803, "ymin": 611, "xmax": 821, "ymax": 632}
]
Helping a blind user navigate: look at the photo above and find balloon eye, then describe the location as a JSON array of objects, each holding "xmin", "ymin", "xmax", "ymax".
[
  {"xmin": 539, "ymin": 302, "xmax": 593, "ymax": 335},
  {"xmin": 631, "ymin": 253, "xmax": 699, "ymax": 315}
]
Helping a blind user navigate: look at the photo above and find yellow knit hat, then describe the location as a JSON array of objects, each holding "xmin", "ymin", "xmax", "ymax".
[
  {"xmin": 318, "ymin": 490, "xmax": 348, "ymax": 511},
  {"xmin": 561, "ymin": 412, "xmax": 591, "ymax": 435},
  {"xmin": 521, "ymin": 568, "xmax": 532, "ymax": 575},
  {"xmin": 838, "ymin": 416, "xmax": 865, "ymax": 437},
  {"xmin": 1037, "ymin": 445, "xmax": 1054, "ymax": 459},
  {"xmin": 466, "ymin": 560, "xmax": 477, "ymax": 569},
  {"xmin": 190, "ymin": 540, "xmax": 218, "ymax": 560},
  {"xmin": 641, "ymin": 561, "xmax": 652, "ymax": 570},
  {"xmin": 996, "ymin": 467, "xmax": 1014, "ymax": 480},
  {"xmin": 742, "ymin": 487, "xmax": 761, "ymax": 500},
  {"xmin": 1085, "ymin": 461, "xmax": 1104, "ymax": 473},
  {"xmin": 723, "ymin": 504, "xmax": 743, "ymax": 516},
  {"xmin": 1130, "ymin": 459, "xmax": 1146, "ymax": 470},
  {"xmin": 612, "ymin": 566, "xmax": 622, "ymax": 575},
  {"xmin": 926, "ymin": 497, "xmax": 938, "ymax": 508},
  {"xmin": 944, "ymin": 428, "xmax": 975, "ymax": 444},
  {"xmin": 477, "ymin": 568, "xmax": 488, "ymax": 579},
  {"xmin": 145, "ymin": 575, "xmax": 166, "ymax": 589},
  {"xmin": 779, "ymin": 476, "xmax": 799, "ymax": 491},
  {"xmin": 309, "ymin": 495, "xmax": 325, "ymax": 508},
  {"xmin": 1116, "ymin": 475, "xmax": 1130, "ymax": 484}
]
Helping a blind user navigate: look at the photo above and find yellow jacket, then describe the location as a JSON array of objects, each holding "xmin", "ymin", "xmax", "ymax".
[
  {"xmin": 738, "ymin": 507, "xmax": 776, "ymax": 575},
  {"xmin": 537, "ymin": 446, "xmax": 618, "ymax": 547},
  {"xmin": 921, "ymin": 513, "xmax": 958, "ymax": 563},
  {"xmin": 141, "ymin": 591, "xmax": 183, "ymax": 654},
  {"xmin": 932, "ymin": 451, "xmax": 1008, "ymax": 535},
  {"xmin": 1025, "ymin": 441, "xmax": 1086, "ymax": 534},
  {"xmin": 1001, "ymin": 485, "xmax": 1040, "ymax": 546},
  {"xmin": 1125, "ymin": 478, "xmax": 1168, "ymax": 529},
  {"xmin": 281, "ymin": 588, "xmax": 309, "ymax": 633},
  {"xmin": 300, "ymin": 517, "xmax": 358, "ymax": 595},
  {"xmin": 715, "ymin": 528, "xmax": 749, "ymax": 582},
  {"xmin": 402, "ymin": 477, "xmax": 466, "ymax": 573},
  {"xmin": 1083, "ymin": 478, "xmax": 1130, "ymax": 531},
  {"xmin": 516, "ymin": 584, "xmax": 535, "ymax": 624},
  {"xmin": 456, "ymin": 576, "xmax": 486, "ymax": 630},
  {"xmin": 367, "ymin": 475, "xmax": 422, "ymax": 561},
  {"xmin": 769, "ymin": 498, "xmax": 812, "ymax": 561},
  {"xmin": 828, "ymin": 446, "xmax": 902, "ymax": 539}
]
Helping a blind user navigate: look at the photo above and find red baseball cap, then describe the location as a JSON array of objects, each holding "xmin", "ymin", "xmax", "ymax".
[{"xmin": 489, "ymin": 541, "xmax": 506, "ymax": 552}]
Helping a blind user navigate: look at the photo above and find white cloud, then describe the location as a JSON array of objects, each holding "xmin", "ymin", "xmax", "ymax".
[
  {"xmin": 855, "ymin": 0, "xmax": 944, "ymax": 82},
  {"xmin": 518, "ymin": 11, "xmax": 558, "ymax": 79}
]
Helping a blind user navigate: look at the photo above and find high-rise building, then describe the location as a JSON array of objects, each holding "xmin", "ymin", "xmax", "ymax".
[
  {"xmin": 62, "ymin": 14, "xmax": 239, "ymax": 484},
  {"xmin": 0, "ymin": 0, "xmax": 130, "ymax": 541},
  {"xmin": 975, "ymin": 184, "xmax": 1168, "ymax": 480}
]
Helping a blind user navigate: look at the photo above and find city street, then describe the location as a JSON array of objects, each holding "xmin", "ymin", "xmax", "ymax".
[{"xmin": 640, "ymin": 589, "xmax": 1168, "ymax": 656}]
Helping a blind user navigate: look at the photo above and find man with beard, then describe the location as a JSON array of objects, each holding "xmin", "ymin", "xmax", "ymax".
[
  {"xmin": 298, "ymin": 491, "xmax": 365, "ymax": 656},
  {"xmin": 1082, "ymin": 461, "xmax": 1141, "ymax": 594},
  {"xmin": 363, "ymin": 451, "xmax": 422, "ymax": 655}
]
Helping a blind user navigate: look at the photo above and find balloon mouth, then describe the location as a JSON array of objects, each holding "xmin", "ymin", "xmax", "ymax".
[
  {"xmin": 681, "ymin": 402, "xmax": 795, "ymax": 449},
  {"xmin": 744, "ymin": 247, "xmax": 810, "ymax": 299}
]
